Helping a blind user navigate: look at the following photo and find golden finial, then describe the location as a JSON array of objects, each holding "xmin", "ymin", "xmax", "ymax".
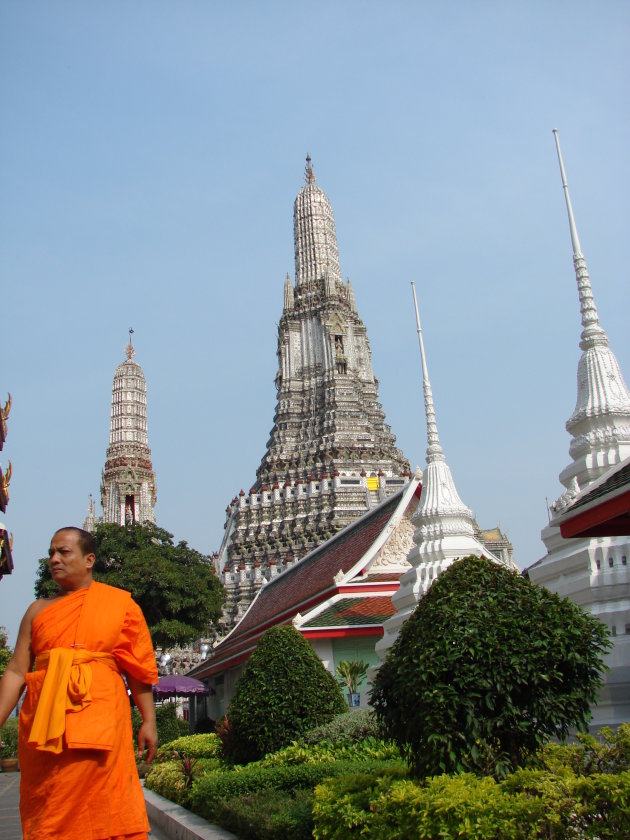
[
  {"xmin": 1, "ymin": 394, "xmax": 11, "ymax": 421},
  {"xmin": 304, "ymin": 154, "xmax": 316, "ymax": 185},
  {"xmin": 125, "ymin": 327, "xmax": 135, "ymax": 360}
]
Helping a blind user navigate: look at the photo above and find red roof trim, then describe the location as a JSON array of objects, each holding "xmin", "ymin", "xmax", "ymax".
[
  {"xmin": 301, "ymin": 627, "xmax": 384, "ymax": 639},
  {"xmin": 338, "ymin": 582, "xmax": 399, "ymax": 594},
  {"xmin": 559, "ymin": 489, "xmax": 630, "ymax": 538}
]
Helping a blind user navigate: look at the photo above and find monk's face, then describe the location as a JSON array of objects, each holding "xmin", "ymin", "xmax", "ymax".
[{"xmin": 48, "ymin": 530, "xmax": 95, "ymax": 592}]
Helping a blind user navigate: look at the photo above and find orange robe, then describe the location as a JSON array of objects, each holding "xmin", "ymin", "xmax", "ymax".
[{"xmin": 18, "ymin": 582, "xmax": 158, "ymax": 840}]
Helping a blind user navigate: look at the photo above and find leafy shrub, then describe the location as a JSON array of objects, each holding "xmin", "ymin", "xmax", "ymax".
[
  {"xmin": 312, "ymin": 766, "xmax": 410, "ymax": 838},
  {"xmin": 371, "ymin": 556, "xmax": 611, "ymax": 778},
  {"xmin": 213, "ymin": 789, "xmax": 314, "ymax": 840},
  {"xmin": 258, "ymin": 737, "xmax": 399, "ymax": 767},
  {"xmin": 144, "ymin": 761, "xmax": 195, "ymax": 807},
  {"xmin": 312, "ymin": 764, "xmax": 630, "ymax": 839},
  {"xmin": 145, "ymin": 757, "xmax": 220, "ymax": 806},
  {"xmin": 224, "ymin": 625, "xmax": 346, "ymax": 764},
  {"xmin": 535, "ymin": 725, "xmax": 630, "ymax": 779},
  {"xmin": 300, "ymin": 709, "xmax": 383, "ymax": 745},
  {"xmin": 154, "ymin": 733, "xmax": 222, "ymax": 763},
  {"xmin": 0, "ymin": 716, "xmax": 18, "ymax": 759}
]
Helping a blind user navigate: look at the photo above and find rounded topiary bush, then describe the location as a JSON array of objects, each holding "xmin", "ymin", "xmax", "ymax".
[
  {"xmin": 371, "ymin": 555, "xmax": 611, "ymax": 778},
  {"xmin": 224, "ymin": 625, "xmax": 346, "ymax": 764}
]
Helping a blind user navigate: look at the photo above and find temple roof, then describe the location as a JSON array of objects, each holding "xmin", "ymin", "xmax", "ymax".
[
  {"xmin": 190, "ymin": 480, "xmax": 420, "ymax": 679},
  {"xmin": 300, "ymin": 596, "xmax": 397, "ymax": 629}
]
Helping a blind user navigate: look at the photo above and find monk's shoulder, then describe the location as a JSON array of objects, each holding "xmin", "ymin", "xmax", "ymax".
[
  {"xmin": 92, "ymin": 580, "xmax": 131, "ymax": 595},
  {"xmin": 25, "ymin": 597, "xmax": 59, "ymax": 621},
  {"xmin": 91, "ymin": 580, "xmax": 133, "ymax": 604}
]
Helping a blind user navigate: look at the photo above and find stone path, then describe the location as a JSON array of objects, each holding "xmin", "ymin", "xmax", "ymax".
[
  {"xmin": 0, "ymin": 771, "xmax": 236, "ymax": 840},
  {"xmin": 0, "ymin": 772, "xmax": 21, "ymax": 840}
]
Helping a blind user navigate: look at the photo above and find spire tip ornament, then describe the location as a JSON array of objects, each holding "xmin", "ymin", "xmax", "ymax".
[
  {"xmin": 304, "ymin": 154, "xmax": 316, "ymax": 185},
  {"xmin": 125, "ymin": 327, "xmax": 135, "ymax": 360}
]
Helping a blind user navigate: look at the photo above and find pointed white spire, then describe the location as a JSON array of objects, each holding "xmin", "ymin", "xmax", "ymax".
[
  {"xmin": 376, "ymin": 283, "xmax": 512, "ymax": 661},
  {"xmin": 551, "ymin": 131, "xmax": 630, "ymax": 498},
  {"xmin": 412, "ymin": 282, "xmax": 444, "ymax": 465},
  {"xmin": 553, "ymin": 130, "xmax": 607, "ymax": 352}
]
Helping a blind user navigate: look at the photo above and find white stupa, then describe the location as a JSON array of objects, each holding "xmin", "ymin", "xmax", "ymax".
[
  {"xmin": 527, "ymin": 132, "xmax": 630, "ymax": 728},
  {"xmin": 377, "ymin": 283, "xmax": 517, "ymax": 658}
]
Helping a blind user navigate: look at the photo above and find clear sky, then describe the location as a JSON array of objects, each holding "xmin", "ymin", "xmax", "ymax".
[{"xmin": 1, "ymin": 2, "xmax": 629, "ymax": 645}]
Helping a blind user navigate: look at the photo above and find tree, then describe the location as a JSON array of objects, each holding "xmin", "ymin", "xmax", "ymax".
[
  {"xmin": 224, "ymin": 625, "xmax": 347, "ymax": 764},
  {"xmin": 0, "ymin": 626, "xmax": 12, "ymax": 677},
  {"xmin": 35, "ymin": 523, "xmax": 224, "ymax": 647},
  {"xmin": 370, "ymin": 555, "xmax": 611, "ymax": 779}
]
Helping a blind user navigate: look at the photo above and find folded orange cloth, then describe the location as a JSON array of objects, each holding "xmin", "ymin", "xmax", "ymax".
[{"xmin": 29, "ymin": 648, "xmax": 118, "ymax": 753}]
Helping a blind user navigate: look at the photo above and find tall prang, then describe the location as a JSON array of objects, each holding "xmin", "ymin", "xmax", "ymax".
[
  {"xmin": 217, "ymin": 157, "xmax": 410, "ymax": 629},
  {"xmin": 527, "ymin": 132, "xmax": 630, "ymax": 728},
  {"xmin": 100, "ymin": 331, "xmax": 157, "ymax": 526}
]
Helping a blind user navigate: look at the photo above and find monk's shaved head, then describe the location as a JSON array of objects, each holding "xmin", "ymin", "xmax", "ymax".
[{"xmin": 54, "ymin": 527, "xmax": 96, "ymax": 557}]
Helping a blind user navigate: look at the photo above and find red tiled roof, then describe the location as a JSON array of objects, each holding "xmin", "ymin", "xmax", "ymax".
[
  {"xmin": 191, "ymin": 490, "xmax": 404, "ymax": 679},
  {"xmin": 301, "ymin": 596, "xmax": 396, "ymax": 628}
]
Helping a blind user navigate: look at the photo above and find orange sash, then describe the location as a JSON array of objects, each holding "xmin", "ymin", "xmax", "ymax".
[{"xmin": 28, "ymin": 648, "xmax": 119, "ymax": 753}]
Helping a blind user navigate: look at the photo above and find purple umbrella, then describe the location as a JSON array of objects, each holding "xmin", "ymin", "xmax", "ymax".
[{"xmin": 152, "ymin": 674, "xmax": 211, "ymax": 699}]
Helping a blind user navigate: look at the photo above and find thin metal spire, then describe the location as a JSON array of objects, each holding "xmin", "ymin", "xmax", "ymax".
[
  {"xmin": 552, "ymin": 130, "xmax": 607, "ymax": 351},
  {"xmin": 125, "ymin": 327, "xmax": 135, "ymax": 360},
  {"xmin": 411, "ymin": 281, "xmax": 444, "ymax": 463},
  {"xmin": 304, "ymin": 154, "xmax": 315, "ymax": 185},
  {"xmin": 553, "ymin": 129, "xmax": 583, "ymax": 257}
]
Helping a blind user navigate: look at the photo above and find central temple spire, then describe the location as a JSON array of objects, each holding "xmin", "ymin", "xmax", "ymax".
[
  {"xmin": 293, "ymin": 154, "xmax": 342, "ymax": 288},
  {"xmin": 217, "ymin": 159, "xmax": 410, "ymax": 630}
]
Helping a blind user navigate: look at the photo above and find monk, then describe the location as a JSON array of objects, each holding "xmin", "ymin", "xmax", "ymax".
[{"xmin": 0, "ymin": 527, "xmax": 159, "ymax": 839}]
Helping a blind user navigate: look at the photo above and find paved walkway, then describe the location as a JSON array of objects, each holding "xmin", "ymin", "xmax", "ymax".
[
  {"xmin": 0, "ymin": 771, "xmax": 236, "ymax": 840},
  {"xmin": 0, "ymin": 772, "xmax": 21, "ymax": 840}
]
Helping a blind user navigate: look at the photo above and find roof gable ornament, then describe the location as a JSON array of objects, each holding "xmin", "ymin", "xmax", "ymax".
[{"xmin": 1, "ymin": 394, "xmax": 11, "ymax": 422}]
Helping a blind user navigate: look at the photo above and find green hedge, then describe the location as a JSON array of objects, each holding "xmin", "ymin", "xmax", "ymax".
[
  {"xmin": 190, "ymin": 759, "xmax": 404, "ymax": 823},
  {"xmin": 212, "ymin": 789, "xmax": 314, "ymax": 840},
  {"xmin": 312, "ymin": 767, "xmax": 630, "ymax": 839}
]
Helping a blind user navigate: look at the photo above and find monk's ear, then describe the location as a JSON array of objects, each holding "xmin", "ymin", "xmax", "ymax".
[{"xmin": 85, "ymin": 553, "xmax": 96, "ymax": 571}]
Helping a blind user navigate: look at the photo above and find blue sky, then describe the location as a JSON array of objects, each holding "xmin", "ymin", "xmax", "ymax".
[{"xmin": 1, "ymin": 1, "xmax": 629, "ymax": 645}]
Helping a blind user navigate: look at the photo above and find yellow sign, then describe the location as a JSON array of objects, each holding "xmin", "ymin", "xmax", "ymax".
[{"xmin": 366, "ymin": 476, "xmax": 380, "ymax": 491}]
